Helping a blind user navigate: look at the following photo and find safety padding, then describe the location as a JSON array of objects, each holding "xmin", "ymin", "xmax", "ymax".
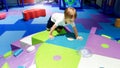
[
  {"xmin": 0, "ymin": 12, "xmax": 6, "ymax": 20},
  {"xmin": 35, "ymin": 43, "xmax": 80, "ymax": 68},
  {"xmin": 32, "ymin": 29, "xmax": 67, "ymax": 45},
  {"xmin": 22, "ymin": 9, "xmax": 46, "ymax": 21}
]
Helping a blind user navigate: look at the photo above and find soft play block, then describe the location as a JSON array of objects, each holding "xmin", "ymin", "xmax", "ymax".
[
  {"xmin": 39, "ymin": 9, "xmax": 46, "ymax": 17},
  {"xmin": 13, "ymin": 49, "xmax": 23, "ymax": 57},
  {"xmin": 22, "ymin": 9, "xmax": 46, "ymax": 21},
  {"xmin": 20, "ymin": 34, "xmax": 34, "ymax": 48},
  {"xmin": 18, "ymin": 66, "xmax": 26, "ymax": 68},
  {"xmin": 34, "ymin": 9, "xmax": 40, "ymax": 18},
  {"xmin": 32, "ymin": 29, "xmax": 66, "ymax": 45},
  {"xmin": 0, "ymin": 13, "xmax": 6, "ymax": 20},
  {"xmin": 29, "ymin": 9, "xmax": 36, "ymax": 19},
  {"xmin": 11, "ymin": 40, "xmax": 21, "ymax": 51},
  {"xmin": 23, "ymin": 10, "xmax": 30, "ymax": 21},
  {"xmin": 46, "ymin": 32, "xmax": 89, "ymax": 50},
  {"xmin": 2, "ymin": 62, "xmax": 10, "ymax": 68},
  {"xmin": 35, "ymin": 43, "xmax": 80, "ymax": 68},
  {"xmin": 3, "ymin": 51, "xmax": 12, "ymax": 58},
  {"xmin": 78, "ymin": 54, "xmax": 120, "ymax": 68}
]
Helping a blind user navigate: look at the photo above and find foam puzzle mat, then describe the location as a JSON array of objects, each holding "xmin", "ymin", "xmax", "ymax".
[
  {"xmin": 78, "ymin": 54, "xmax": 120, "ymax": 68},
  {"xmin": 32, "ymin": 29, "xmax": 66, "ymax": 45},
  {"xmin": 46, "ymin": 32, "xmax": 89, "ymax": 50},
  {"xmin": 35, "ymin": 43, "xmax": 81, "ymax": 68}
]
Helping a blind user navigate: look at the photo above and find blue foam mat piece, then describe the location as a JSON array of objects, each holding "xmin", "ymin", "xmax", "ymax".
[{"xmin": 0, "ymin": 31, "xmax": 25, "ymax": 55}]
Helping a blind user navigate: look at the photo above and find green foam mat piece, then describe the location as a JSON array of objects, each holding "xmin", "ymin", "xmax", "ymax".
[
  {"xmin": 3, "ymin": 51, "xmax": 12, "ymax": 58},
  {"xmin": 2, "ymin": 62, "xmax": 10, "ymax": 68},
  {"xmin": 32, "ymin": 29, "xmax": 66, "ymax": 45},
  {"xmin": 118, "ymin": 40, "xmax": 120, "ymax": 43},
  {"xmin": 35, "ymin": 43, "xmax": 81, "ymax": 68},
  {"xmin": 101, "ymin": 43, "xmax": 110, "ymax": 48},
  {"xmin": 101, "ymin": 34, "xmax": 112, "ymax": 39}
]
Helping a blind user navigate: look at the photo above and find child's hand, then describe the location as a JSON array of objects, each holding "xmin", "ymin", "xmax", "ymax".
[
  {"xmin": 76, "ymin": 36, "xmax": 83, "ymax": 40},
  {"xmin": 49, "ymin": 35, "xmax": 54, "ymax": 39}
]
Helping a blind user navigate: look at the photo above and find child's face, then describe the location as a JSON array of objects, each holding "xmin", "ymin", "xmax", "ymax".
[{"xmin": 65, "ymin": 17, "xmax": 75, "ymax": 24}]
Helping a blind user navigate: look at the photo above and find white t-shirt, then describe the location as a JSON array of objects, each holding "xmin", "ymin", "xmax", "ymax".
[{"xmin": 51, "ymin": 13, "xmax": 75, "ymax": 27}]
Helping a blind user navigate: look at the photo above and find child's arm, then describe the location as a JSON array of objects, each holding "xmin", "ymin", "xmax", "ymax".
[
  {"xmin": 73, "ymin": 26, "xmax": 78, "ymax": 38},
  {"xmin": 49, "ymin": 24, "xmax": 57, "ymax": 39},
  {"xmin": 73, "ymin": 26, "xmax": 83, "ymax": 40}
]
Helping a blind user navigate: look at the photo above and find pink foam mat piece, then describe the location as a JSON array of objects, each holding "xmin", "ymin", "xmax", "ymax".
[
  {"xmin": 85, "ymin": 34, "xmax": 120, "ymax": 59},
  {"xmin": 90, "ymin": 27, "xmax": 97, "ymax": 34}
]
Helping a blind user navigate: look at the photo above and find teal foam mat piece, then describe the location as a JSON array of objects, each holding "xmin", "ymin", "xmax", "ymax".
[{"xmin": 46, "ymin": 32, "xmax": 89, "ymax": 50}]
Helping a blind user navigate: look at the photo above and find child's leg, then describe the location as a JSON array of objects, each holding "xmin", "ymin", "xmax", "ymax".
[
  {"xmin": 56, "ymin": 26, "xmax": 64, "ymax": 32},
  {"xmin": 46, "ymin": 17, "xmax": 55, "ymax": 30}
]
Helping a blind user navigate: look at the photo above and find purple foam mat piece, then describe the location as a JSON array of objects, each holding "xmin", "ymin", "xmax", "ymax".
[
  {"xmin": 0, "ymin": 56, "xmax": 6, "ymax": 67},
  {"xmin": 85, "ymin": 34, "xmax": 120, "ymax": 59},
  {"xmin": 90, "ymin": 27, "xmax": 97, "ymax": 34},
  {"xmin": 91, "ymin": 14, "xmax": 111, "ymax": 23},
  {"xmin": 5, "ymin": 44, "xmax": 40, "ymax": 68},
  {"xmin": 75, "ymin": 18, "xmax": 102, "ymax": 30},
  {"xmin": 11, "ymin": 40, "xmax": 21, "ymax": 51}
]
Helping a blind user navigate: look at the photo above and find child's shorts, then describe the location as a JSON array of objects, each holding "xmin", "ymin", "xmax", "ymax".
[{"xmin": 46, "ymin": 16, "xmax": 64, "ymax": 30}]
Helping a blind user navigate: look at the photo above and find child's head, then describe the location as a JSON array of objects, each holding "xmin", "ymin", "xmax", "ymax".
[{"xmin": 64, "ymin": 7, "xmax": 77, "ymax": 23}]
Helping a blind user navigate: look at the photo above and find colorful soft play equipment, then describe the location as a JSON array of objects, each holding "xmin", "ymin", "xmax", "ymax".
[
  {"xmin": 22, "ymin": 9, "xmax": 46, "ymax": 21},
  {"xmin": 34, "ymin": 27, "xmax": 120, "ymax": 68},
  {"xmin": 20, "ymin": 0, "xmax": 34, "ymax": 4},
  {"xmin": 59, "ymin": 0, "xmax": 82, "ymax": 9},
  {"xmin": 0, "ymin": 12, "xmax": 6, "ymax": 20},
  {"xmin": 13, "ymin": 48, "xmax": 23, "ymax": 57},
  {"xmin": 3, "ymin": 51, "xmax": 12, "ymax": 58},
  {"xmin": 32, "ymin": 29, "xmax": 67, "ymax": 45},
  {"xmin": 9, "ymin": 27, "xmax": 120, "ymax": 68}
]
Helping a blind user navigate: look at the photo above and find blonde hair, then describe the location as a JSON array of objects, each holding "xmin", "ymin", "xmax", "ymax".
[{"xmin": 64, "ymin": 7, "xmax": 77, "ymax": 19}]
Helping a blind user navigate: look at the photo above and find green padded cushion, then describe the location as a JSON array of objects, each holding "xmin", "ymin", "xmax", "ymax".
[
  {"xmin": 3, "ymin": 51, "xmax": 12, "ymax": 58},
  {"xmin": 32, "ymin": 29, "xmax": 66, "ymax": 45},
  {"xmin": 101, "ymin": 34, "xmax": 111, "ymax": 39},
  {"xmin": 35, "ymin": 43, "xmax": 81, "ymax": 68}
]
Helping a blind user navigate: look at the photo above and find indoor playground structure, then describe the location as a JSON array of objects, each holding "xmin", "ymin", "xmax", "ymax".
[
  {"xmin": 1, "ymin": 27, "xmax": 120, "ymax": 68},
  {"xmin": 59, "ymin": 0, "xmax": 82, "ymax": 9},
  {"xmin": 0, "ymin": 0, "xmax": 120, "ymax": 68}
]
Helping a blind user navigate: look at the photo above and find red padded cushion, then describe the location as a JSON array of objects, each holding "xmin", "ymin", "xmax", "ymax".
[
  {"xmin": 23, "ymin": 10, "xmax": 30, "ymax": 21},
  {"xmin": 0, "ymin": 13, "xmax": 6, "ymax": 20},
  {"xmin": 39, "ymin": 9, "xmax": 46, "ymax": 17},
  {"xmin": 22, "ymin": 9, "xmax": 46, "ymax": 21}
]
